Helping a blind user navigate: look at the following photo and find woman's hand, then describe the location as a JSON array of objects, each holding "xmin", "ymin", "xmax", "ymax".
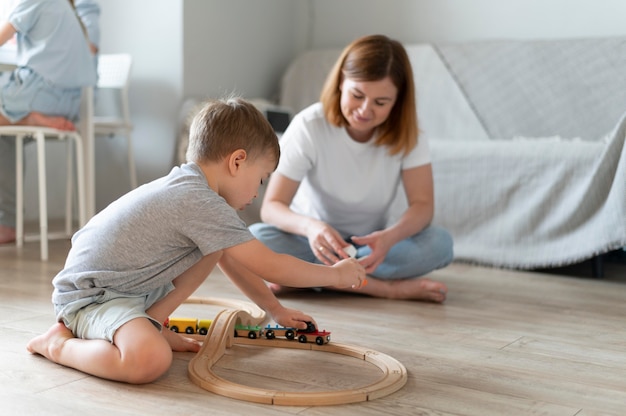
[
  {"xmin": 350, "ymin": 230, "xmax": 393, "ymax": 274},
  {"xmin": 307, "ymin": 219, "xmax": 354, "ymax": 265}
]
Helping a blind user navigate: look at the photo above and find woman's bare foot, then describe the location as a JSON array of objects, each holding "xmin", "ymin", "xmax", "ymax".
[
  {"xmin": 271, "ymin": 277, "xmax": 447, "ymax": 302},
  {"xmin": 26, "ymin": 322, "xmax": 75, "ymax": 362},
  {"xmin": 20, "ymin": 112, "xmax": 75, "ymax": 131},
  {"xmin": 0, "ymin": 224, "xmax": 16, "ymax": 244},
  {"xmin": 161, "ymin": 327, "xmax": 202, "ymax": 353},
  {"xmin": 334, "ymin": 276, "xmax": 448, "ymax": 302}
]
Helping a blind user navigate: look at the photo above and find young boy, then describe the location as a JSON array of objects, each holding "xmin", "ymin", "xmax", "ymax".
[{"xmin": 27, "ymin": 97, "xmax": 366, "ymax": 384}]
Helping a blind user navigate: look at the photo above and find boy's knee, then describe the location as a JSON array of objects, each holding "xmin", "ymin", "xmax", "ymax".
[{"xmin": 125, "ymin": 342, "xmax": 173, "ymax": 384}]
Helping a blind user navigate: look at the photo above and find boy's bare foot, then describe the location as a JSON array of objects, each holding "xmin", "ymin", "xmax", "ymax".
[
  {"xmin": 20, "ymin": 112, "xmax": 75, "ymax": 131},
  {"xmin": 0, "ymin": 224, "xmax": 16, "ymax": 244},
  {"xmin": 26, "ymin": 322, "xmax": 75, "ymax": 362},
  {"xmin": 161, "ymin": 327, "xmax": 202, "ymax": 353}
]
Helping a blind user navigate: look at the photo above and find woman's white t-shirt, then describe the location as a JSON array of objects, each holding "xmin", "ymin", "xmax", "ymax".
[{"xmin": 277, "ymin": 102, "xmax": 431, "ymax": 238}]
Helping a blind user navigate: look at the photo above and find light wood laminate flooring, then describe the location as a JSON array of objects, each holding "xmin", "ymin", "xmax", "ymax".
[{"xmin": 1, "ymin": 239, "xmax": 625, "ymax": 415}]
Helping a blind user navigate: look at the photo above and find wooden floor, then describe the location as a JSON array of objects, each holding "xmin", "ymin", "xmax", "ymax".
[{"xmin": 1, "ymin": 239, "xmax": 625, "ymax": 416}]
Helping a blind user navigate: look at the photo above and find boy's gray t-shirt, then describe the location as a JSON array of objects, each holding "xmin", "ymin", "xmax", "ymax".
[{"xmin": 52, "ymin": 162, "xmax": 254, "ymax": 306}]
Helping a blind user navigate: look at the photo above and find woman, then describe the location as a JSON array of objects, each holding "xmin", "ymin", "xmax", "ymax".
[{"xmin": 250, "ymin": 34, "xmax": 453, "ymax": 302}]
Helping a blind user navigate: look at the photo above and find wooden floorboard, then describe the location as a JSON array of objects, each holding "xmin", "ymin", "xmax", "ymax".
[{"xmin": 1, "ymin": 239, "xmax": 625, "ymax": 415}]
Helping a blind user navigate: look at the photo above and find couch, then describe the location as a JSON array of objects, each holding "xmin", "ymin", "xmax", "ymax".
[{"xmin": 276, "ymin": 37, "xmax": 626, "ymax": 270}]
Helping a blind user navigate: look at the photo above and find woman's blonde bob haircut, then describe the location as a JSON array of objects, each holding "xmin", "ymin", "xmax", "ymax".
[{"xmin": 320, "ymin": 34, "xmax": 418, "ymax": 156}]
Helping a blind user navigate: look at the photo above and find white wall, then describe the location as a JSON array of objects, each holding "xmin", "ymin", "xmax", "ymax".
[
  {"xmin": 182, "ymin": 0, "xmax": 307, "ymax": 101},
  {"xmin": 414, "ymin": 0, "xmax": 626, "ymax": 43},
  {"xmin": 305, "ymin": 0, "xmax": 626, "ymax": 48},
  {"xmin": 28, "ymin": 0, "xmax": 626, "ymax": 220},
  {"xmin": 94, "ymin": 0, "xmax": 184, "ymax": 209}
]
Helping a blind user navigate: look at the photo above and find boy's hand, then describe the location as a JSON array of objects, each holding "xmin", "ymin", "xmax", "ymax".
[
  {"xmin": 332, "ymin": 258, "xmax": 367, "ymax": 289},
  {"xmin": 161, "ymin": 326, "xmax": 202, "ymax": 352},
  {"xmin": 269, "ymin": 306, "xmax": 317, "ymax": 330}
]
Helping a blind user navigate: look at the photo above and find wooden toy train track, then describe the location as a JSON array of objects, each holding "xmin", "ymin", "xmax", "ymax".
[{"xmin": 185, "ymin": 298, "xmax": 407, "ymax": 406}]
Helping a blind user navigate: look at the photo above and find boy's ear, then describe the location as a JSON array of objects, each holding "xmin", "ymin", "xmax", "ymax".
[{"xmin": 228, "ymin": 149, "xmax": 248, "ymax": 175}]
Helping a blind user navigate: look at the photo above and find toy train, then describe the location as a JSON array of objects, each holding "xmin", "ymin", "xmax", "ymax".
[
  {"xmin": 165, "ymin": 317, "xmax": 331, "ymax": 345},
  {"xmin": 267, "ymin": 323, "xmax": 331, "ymax": 345}
]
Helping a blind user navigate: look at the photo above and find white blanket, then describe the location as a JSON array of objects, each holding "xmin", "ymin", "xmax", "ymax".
[
  {"xmin": 431, "ymin": 114, "xmax": 626, "ymax": 268},
  {"xmin": 435, "ymin": 38, "xmax": 626, "ymax": 141}
]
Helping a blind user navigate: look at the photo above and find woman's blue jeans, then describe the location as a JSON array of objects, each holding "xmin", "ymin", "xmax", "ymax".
[{"xmin": 249, "ymin": 223, "xmax": 454, "ymax": 280}]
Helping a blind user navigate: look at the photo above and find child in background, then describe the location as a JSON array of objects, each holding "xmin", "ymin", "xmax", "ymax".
[
  {"xmin": 0, "ymin": 0, "xmax": 96, "ymax": 128},
  {"xmin": 27, "ymin": 98, "xmax": 366, "ymax": 384},
  {"xmin": 0, "ymin": 0, "xmax": 97, "ymax": 244}
]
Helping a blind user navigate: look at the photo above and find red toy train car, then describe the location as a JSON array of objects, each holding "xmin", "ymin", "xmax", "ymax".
[{"xmin": 264, "ymin": 322, "xmax": 331, "ymax": 345}]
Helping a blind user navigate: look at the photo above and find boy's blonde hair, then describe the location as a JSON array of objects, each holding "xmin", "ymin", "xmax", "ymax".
[
  {"xmin": 186, "ymin": 97, "xmax": 280, "ymax": 168},
  {"xmin": 320, "ymin": 34, "xmax": 418, "ymax": 156}
]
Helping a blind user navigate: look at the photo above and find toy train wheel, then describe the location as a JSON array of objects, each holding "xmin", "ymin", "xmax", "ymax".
[
  {"xmin": 199, "ymin": 328, "xmax": 208, "ymax": 335},
  {"xmin": 186, "ymin": 327, "xmax": 195, "ymax": 334},
  {"xmin": 170, "ymin": 326, "xmax": 179, "ymax": 333},
  {"xmin": 315, "ymin": 336, "xmax": 324, "ymax": 345},
  {"xmin": 298, "ymin": 334, "xmax": 307, "ymax": 343},
  {"xmin": 285, "ymin": 330, "xmax": 295, "ymax": 340},
  {"xmin": 265, "ymin": 330, "xmax": 275, "ymax": 339},
  {"xmin": 248, "ymin": 331, "xmax": 257, "ymax": 339}
]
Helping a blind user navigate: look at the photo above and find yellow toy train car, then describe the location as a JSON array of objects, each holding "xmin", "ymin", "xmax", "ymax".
[{"xmin": 165, "ymin": 317, "xmax": 213, "ymax": 335}]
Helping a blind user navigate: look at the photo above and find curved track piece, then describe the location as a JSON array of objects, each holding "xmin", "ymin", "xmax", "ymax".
[
  {"xmin": 188, "ymin": 308, "xmax": 407, "ymax": 406},
  {"xmin": 184, "ymin": 296, "xmax": 266, "ymax": 325}
]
